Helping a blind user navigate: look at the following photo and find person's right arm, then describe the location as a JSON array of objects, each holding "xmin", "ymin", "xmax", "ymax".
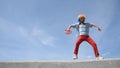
[
  {"xmin": 66, "ymin": 23, "xmax": 78, "ymax": 30},
  {"xmin": 67, "ymin": 24, "xmax": 74, "ymax": 30}
]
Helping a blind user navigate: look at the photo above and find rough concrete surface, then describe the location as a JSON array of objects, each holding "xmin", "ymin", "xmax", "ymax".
[{"xmin": 0, "ymin": 58, "xmax": 120, "ymax": 68}]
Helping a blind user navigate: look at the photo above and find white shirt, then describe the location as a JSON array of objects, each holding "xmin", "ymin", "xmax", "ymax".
[{"xmin": 71, "ymin": 23, "xmax": 93, "ymax": 35}]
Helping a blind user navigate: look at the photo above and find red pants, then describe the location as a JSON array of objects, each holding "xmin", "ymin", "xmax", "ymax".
[{"xmin": 74, "ymin": 35, "xmax": 99, "ymax": 57}]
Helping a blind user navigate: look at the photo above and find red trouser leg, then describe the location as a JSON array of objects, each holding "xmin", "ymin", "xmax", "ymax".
[
  {"xmin": 86, "ymin": 36, "xmax": 99, "ymax": 57},
  {"xmin": 74, "ymin": 35, "xmax": 100, "ymax": 57},
  {"xmin": 74, "ymin": 35, "xmax": 85, "ymax": 55}
]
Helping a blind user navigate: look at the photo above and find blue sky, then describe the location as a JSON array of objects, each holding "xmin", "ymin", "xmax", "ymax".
[{"xmin": 0, "ymin": 0, "xmax": 120, "ymax": 60}]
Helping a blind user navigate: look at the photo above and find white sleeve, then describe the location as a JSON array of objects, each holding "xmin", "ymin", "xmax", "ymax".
[
  {"xmin": 88, "ymin": 23, "xmax": 94, "ymax": 27},
  {"xmin": 71, "ymin": 23, "xmax": 79, "ymax": 28}
]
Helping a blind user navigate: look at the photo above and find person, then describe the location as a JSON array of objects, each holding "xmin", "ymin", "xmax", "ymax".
[{"xmin": 65, "ymin": 14, "xmax": 103, "ymax": 60}]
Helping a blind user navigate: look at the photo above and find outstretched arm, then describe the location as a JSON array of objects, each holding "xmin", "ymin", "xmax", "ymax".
[
  {"xmin": 91, "ymin": 24, "xmax": 101, "ymax": 31},
  {"xmin": 66, "ymin": 24, "xmax": 75, "ymax": 30},
  {"xmin": 65, "ymin": 24, "xmax": 74, "ymax": 34},
  {"xmin": 67, "ymin": 25, "xmax": 72, "ymax": 30}
]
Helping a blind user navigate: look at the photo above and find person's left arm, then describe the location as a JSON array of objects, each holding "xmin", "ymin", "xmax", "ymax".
[{"xmin": 91, "ymin": 24, "xmax": 102, "ymax": 31}]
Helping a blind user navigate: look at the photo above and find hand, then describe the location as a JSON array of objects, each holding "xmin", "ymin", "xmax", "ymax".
[
  {"xmin": 65, "ymin": 29, "xmax": 72, "ymax": 34},
  {"xmin": 97, "ymin": 27, "xmax": 101, "ymax": 31}
]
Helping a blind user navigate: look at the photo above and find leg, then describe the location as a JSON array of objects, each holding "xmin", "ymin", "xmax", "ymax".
[
  {"xmin": 74, "ymin": 35, "xmax": 84, "ymax": 56},
  {"xmin": 86, "ymin": 36, "xmax": 99, "ymax": 57}
]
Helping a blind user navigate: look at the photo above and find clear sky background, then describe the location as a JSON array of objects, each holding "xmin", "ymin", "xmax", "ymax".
[{"xmin": 0, "ymin": 0, "xmax": 120, "ymax": 60}]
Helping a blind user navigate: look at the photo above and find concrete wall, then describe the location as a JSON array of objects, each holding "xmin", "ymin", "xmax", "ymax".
[{"xmin": 0, "ymin": 58, "xmax": 120, "ymax": 68}]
